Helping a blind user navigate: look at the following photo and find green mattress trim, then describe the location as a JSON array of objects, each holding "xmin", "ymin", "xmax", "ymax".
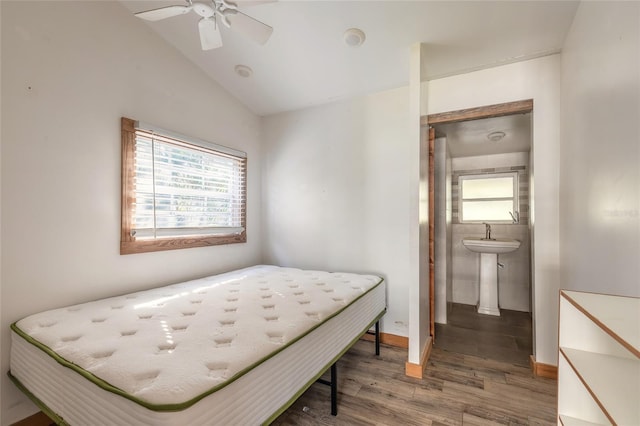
[
  {"xmin": 8, "ymin": 371, "xmax": 69, "ymax": 426},
  {"xmin": 11, "ymin": 275, "xmax": 385, "ymax": 413}
]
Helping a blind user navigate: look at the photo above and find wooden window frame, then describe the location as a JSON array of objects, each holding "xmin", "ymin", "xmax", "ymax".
[{"xmin": 120, "ymin": 117, "xmax": 246, "ymax": 255}]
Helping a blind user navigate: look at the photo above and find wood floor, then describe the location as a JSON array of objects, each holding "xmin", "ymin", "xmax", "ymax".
[
  {"xmin": 273, "ymin": 312, "xmax": 555, "ymax": 425},
  {"xmin": 435, "ymin": 303, "xmax": 533, "ymax": 367}
]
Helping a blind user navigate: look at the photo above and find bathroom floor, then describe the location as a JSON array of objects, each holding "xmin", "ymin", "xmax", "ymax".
[{"xmin": 434, "ymin": 303, "xmax": 533, "ymax": 366}]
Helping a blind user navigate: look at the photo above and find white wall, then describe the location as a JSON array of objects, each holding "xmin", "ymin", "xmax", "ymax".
[
  {"xmin": 262, "ymin": 86, "xmax": 413, "ymax": 340},
  {"xmin": 560, "ymin": 2, "xmax": 639, "ymax": 298},
  {"xmin": 427, "ymin": 55, "xmax": 561, "ymax": 365},
  {"xmin": 0, "ymin": 2, "xmax": 262, "ymax": 424},
  {"xmin": 262, "ymin": 55, "xmax": 564, "ymax": 365},
  {"xmin": 412, "ymin": 44, "xmax": 430, "ymax": 365}
]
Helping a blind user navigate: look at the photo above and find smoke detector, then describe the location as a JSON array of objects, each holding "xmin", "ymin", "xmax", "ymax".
[
  {"xmin": 234, "ymin": 64, "xmax": 253, "ymax": 78},
  {"xmin": 343, "ymin": 28, "xmax": 366, "ymax": 47},
  {"xmin": 487, "ymin": 131, "xmax": 506, "ymax": 142}
]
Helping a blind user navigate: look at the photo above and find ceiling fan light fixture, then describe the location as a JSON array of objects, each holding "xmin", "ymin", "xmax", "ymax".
[
  {"xmin": 343, "ymin": 28, "xmax": 366, "ymax": 47},
  {"xmin": 235, "ymin": 64, "xmax": 253, "ymax": 78},
  {"xmin": 487, "ymin": 131, "xmax": 506, "ymax": 142}
]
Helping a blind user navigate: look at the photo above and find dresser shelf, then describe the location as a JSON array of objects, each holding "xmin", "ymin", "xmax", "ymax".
[
  {"xmin": 557, "ymin": 290, "xmax": 639, "ymax": 425},
  {"xmin": 559, "ymin": 415, "xmax": 604, "ymax": 426}
]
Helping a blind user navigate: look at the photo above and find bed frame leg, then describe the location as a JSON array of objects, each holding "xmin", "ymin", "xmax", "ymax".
[
  {"xmin": 318, "ymin": 318, "xmax": 382, "ymax": 418},
  {"xmin": 330, "ymin": 362, "xmax": 337, "ymax": 416},
  {"xmin": 365, "ymin": 320, "xmax": 381, "ymax": 356},
  {"xmin": 316, "ymin": 362, "xmax": 338, "ymax": 416},
  {"xmin": 375, "ymin": 320, "xmax": 380, "ymax": 356}
]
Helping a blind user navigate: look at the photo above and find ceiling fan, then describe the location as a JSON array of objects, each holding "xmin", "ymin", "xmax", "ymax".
[{"xmin": 134, "ymin": 0, "xmax": 273, "ymax": 51}]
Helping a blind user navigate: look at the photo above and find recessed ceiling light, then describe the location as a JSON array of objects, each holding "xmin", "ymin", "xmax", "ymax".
[
  {"xmin": 487, "ymin": 131, "xmax": 506, "ymax": 142},
  {"xmin": 343, "ymin": 28, "xmax": 366, "ymax": 47},
  {"xmin": 234, "ymin": 64, "xmax": 253, "ymax": 78}
]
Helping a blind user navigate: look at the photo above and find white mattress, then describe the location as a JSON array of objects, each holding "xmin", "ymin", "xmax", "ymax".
[{"xmin": 10, "ymin": 265, "xmax": 386, "ymax": 425}]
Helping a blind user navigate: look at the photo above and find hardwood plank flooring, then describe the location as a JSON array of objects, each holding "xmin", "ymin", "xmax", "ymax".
[
  {"xmin": 435, "ymin": 303, "xmax": 533, "ymax": 367},
  {"xmin": 273, "ymin": 338, "xmax": 556, "ymax": 425},
  {"xmin": 10, "ymin": 412, "xmax": 54, "ymax": 426}
]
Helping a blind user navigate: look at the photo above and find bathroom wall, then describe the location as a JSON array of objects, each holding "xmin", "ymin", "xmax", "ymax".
[{"xmin": 451, "ymin": 152, "xmax": 531, "ymax": 312}]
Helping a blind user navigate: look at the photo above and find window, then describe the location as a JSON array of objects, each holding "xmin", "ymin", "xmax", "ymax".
[
  {"xmin": 459, "ymin": 172, "xmax": 518, "ymax": 223},
  {"xmin": 121, "ymin": 117, "xmax": 246, "ymax": 254}
]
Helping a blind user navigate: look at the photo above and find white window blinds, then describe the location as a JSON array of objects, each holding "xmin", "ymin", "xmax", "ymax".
[{"xmin": 132, "ymin": 127, "xmax": 246, "ymax": 239}]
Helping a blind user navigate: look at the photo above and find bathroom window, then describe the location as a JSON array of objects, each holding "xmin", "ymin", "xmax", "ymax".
[
  {"xmin": 459, "ymin": 172, "xmax": 518, "ymax": 223},
  {"xmin": 120, "ymin": 117, "xmax": 247, "ymax": 254}
]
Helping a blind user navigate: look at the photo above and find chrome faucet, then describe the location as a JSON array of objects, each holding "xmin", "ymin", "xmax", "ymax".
[{"xmin": 483, "ymin": 222, "xmax": 493, "ymax": 240}]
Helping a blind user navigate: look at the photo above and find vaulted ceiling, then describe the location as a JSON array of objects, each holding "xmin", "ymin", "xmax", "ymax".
[{"xmin": 120, "ymin": 1, "xmax": 579, "ymax": 116}]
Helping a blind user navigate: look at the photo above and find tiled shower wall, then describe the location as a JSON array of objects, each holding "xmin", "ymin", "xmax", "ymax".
[{"xmin": 450, "ymin": 152, "xmax": 531, "ymax": 312}]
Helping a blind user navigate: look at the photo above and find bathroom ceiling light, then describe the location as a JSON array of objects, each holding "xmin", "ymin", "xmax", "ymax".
[
  {"xmin": 343, "ymin": 28, "xmax": 366, "ymax": 47},
  {"xmin": 234, "ymin": 64, "xmax": 253, "ymax": 78},
  {"xmin": 487, "ymin": 131, "xmax": 506, "ymax": 142}
]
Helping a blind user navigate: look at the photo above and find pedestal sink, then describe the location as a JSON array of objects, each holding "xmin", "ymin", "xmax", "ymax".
[{"xmin": 462, "ymin": 237, "xmax": 521, "ymax": 316}]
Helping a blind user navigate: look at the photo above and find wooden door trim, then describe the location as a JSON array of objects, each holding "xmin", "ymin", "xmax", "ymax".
[
  {"xmin": 428, "ymin": 127, "xmax": 435, "ymax": 339},
  {"xmin": 421, "ymin": 99, "xmax": 533, "ymax": 126},
  {"xmin": 422, "ymin": 98, "xmax": 535, "ymax": 363}
]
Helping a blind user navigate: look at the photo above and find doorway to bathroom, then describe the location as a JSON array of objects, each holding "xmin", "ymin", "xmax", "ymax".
[{"xmin": 424, "ymin": 100, "xmax": 534, "ymax": 366}]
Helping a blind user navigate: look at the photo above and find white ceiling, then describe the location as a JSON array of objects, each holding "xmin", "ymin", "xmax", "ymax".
[
  {"xmin": 434, "ymin": 113, "xmax": 532, "ymax": 158},
  {"xmin": 120, "ymin": 1, "xmax": 579, "ymax": 116}
]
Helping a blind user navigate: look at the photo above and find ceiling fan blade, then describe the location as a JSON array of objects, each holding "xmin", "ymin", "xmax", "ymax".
[
  {"xmin": 135, "ymin": 5, "xmax": 192, "ymax": 22},
  {"xmin": 234, "ymin": 0, "xmax": 277, "ymax": 5},
  {"xmin": 198, "ymin": 18, "xmax": 223, "ymax": 50},
  {"xmin": 225, "ymin": 10, "xmax": 273, "ymax": 45}
]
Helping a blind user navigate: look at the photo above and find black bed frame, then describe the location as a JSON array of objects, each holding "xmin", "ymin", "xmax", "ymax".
[{"xmin": 315, "ymin": 320, "xmax": 380, "ymax": 416}]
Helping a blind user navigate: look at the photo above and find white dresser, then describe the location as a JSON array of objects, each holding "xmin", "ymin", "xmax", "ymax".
[{"xmin": 557, "ymin": 290, "xmax": 639, "ymax": 425}]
